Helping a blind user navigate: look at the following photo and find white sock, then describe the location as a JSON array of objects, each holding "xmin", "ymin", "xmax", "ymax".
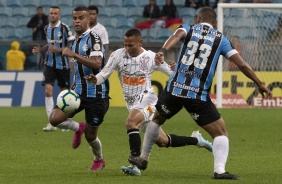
[
  {"xmin": 140, "ymin": 121, "xmax": 160, "ymax": 160},
  {"xmin": 45, "ymin": 97, "xmax": 54, "ymax": 119},
  {"xmin": 57, "ymin": 118, "xmax": 79, "ymax": 131},
  {"xmin": 213, "ymin": 135, "xmax": 229, "ymax": 174},
  {"xmin": 89, "ymin": 137, "xmax": 103, "ymax": 161}
]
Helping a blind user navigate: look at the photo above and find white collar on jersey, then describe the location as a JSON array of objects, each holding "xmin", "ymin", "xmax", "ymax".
[
  {"xmin": 74, "ymin": 28, "xmax": 91, "ymax": 38},
  {"xmin": 49, "ymin": 20, "xmax": 61, "ymax": 27},
  {"xmin": 200, "ymin": 22, "xmax": 213, "ymax": 28}
]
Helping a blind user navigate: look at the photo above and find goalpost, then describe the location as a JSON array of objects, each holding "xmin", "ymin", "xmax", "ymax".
[{"xmin": 216, "ymin": 3, "xmax": 282, "ymax": 108}]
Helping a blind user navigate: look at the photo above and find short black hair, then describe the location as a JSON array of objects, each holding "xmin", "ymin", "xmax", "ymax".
[
  {"xmin": 88, "ymin": 5, "xmax": 99, "ymax": 14},
  {"xmin": 37, "ymin": 6, "xmax": 42, "ymax": 10},
  {"xmin": 125, "ymin": 28, "xmax": 142, "ymax": 38},
  {"xmin": 198, "ymin": 7, "xmax": 217, "ymax": 24},
  {"xmin": 73, "ymin": 6, "xmax": 89, "ymax": 12},
  {"xmin": 50, "ymin": 6, "xmax": 60, "ymax": 10}
]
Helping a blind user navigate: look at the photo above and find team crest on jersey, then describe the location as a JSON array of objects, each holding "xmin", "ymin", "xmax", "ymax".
[
  {"xmin": 93, "ymin": 43, "xmax": 100, "ymax": 51},
  {"xmin": 140, "ymin": 55, "xmax": 150, "ymax": 71},
  {"xmin": 82, "ymin": 44, "xmax": 88, "ymax": 52},
  {"xmin": 57, "ymin": 31, "xmax": 62, "ymax": 37}
]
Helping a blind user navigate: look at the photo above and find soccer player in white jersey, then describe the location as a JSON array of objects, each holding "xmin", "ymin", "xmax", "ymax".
[
  {"xmin": 88, "ymin": 5, "xmax": 109, "ymax": 57},
  {"xmin": 85, "ymin": 28, "xmax": 213, "ymax": 176}
]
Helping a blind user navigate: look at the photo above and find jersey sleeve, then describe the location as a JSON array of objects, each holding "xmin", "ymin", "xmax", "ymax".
[
  {"xmin": 220, "ymin": 36, "xmax": 238, "ymax": 59},
  {"xmin": 148, "ymin": 50, "xmax": 173, "ymax": 76},
  {"xmin": 95, "ymin": 50, "xmax": 119, "ymax": 85},
  {"xmin": 89, "ymin": 31, "xmax": 104, "ymax": 58},
  {"xmin": 100, "ymin": 26, "xmax": 109, "ymax": 45}
]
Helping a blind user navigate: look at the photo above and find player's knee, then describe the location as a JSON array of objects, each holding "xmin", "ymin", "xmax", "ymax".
[{"xmin": 125, "ymin": 118, "xmax": 137, "ymax": 130}]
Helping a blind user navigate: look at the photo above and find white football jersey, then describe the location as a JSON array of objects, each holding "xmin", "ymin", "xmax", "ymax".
[
  {"xmin": 90, "ymin": 23, "xmax": 109, "ymax": 45},
  {"xmin": 96, "ymin": 48, "xmax": 173, "ymax": 101}
]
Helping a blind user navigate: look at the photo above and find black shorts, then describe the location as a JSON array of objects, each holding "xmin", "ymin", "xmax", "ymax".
[
  {"xmin": 42, "ymin": 65, "xmax": 70, "ymax": 88},
  {"xmin": 69, "ymin": 96, "xmax": 110, "ymax": 127},
  {"xmin": 156, "ymin": 90, "xmax": 221, "ymax": 126}
]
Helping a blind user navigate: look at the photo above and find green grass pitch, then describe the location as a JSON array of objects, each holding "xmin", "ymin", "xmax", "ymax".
[{"xmin": 0, "ymin": 107, "xmax": 281, "ymax": 184}]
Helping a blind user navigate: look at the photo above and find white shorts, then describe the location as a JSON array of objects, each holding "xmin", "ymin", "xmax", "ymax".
[{"xmin": 126, "ymin": 90, "xmax": 157, "ymax": 122}]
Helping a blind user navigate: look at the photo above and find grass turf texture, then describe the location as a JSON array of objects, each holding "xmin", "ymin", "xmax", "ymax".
[{"xmin": 0, "ymin": 107, "xmax": 281, "ymax": 184}]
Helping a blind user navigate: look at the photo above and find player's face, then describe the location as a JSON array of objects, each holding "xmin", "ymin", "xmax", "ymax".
[
  {"xmin": 49, "ymin": 8, "xmax": 60, "ymax": 24},
  {"xmin": 72, "ymin": 10, "xmax": 90, "ymax": 34},
  {"xmin": 89, "ymin": 10, "xmax": 98, "ymax": 25},
  {"xmin": 124, "ymin": 35, "xmax": 142, "ymax": 57}
]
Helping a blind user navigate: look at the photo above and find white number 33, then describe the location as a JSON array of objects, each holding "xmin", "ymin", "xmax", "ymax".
[{"xmin": 181, "ymin": 41, "xmax": 211, "ymax": 69}]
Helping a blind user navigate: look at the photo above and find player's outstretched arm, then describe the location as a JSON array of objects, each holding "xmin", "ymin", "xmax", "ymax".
[
  {"xmin": 229, "ymin": 53, "xmax": 272, "ymax": 99},
  {"xmin": 84, "ymin": 74, "xmax": 97, "ymax": 84}
]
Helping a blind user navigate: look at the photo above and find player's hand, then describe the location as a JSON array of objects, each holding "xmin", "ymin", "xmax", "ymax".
[
  {"xmin": 32, "ymin": 47, "xmax": 39, "ymax": 55},
  {"xmin": 155, "ymin": 52, "xmax": 165, "ymax": 66},
  {"xmin": 84, "ymin": 74, "xmax": 97, "ymax": 84},
  {"xmin": 62, "ymin": 47, "xmax": 74, "ymax": 57},
  {"xmin": 48, "ymin": 45, "xmax": 58, "ymax": 53},
  {"xmin": 258, "ymin": 84, "xmax": 272, "ymax": 99},
  {"xmin": 169, "ymin": 60, "xmax": 176, "ymax": 71}
]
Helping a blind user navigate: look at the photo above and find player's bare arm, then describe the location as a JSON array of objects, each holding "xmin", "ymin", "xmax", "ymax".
[
  {"xmin": 156, "ymin": 29, "xmax": 186, "ymax": 64},
  {"xmin": 62, "ymin": 47, "xmax": 102, "ymax": 69},
  {"xmin": 32, "ymin": 44, "xmax": 48, "ymax": 55},
  {"xmin": 229, "ymin": 53, "xmax": 272, "ymax": 99},
  {"xmin": 84, "ymin": 74, "xmax": 97, "ymax": 84},
  {"xmin": 48, "ymin": 45, "xmax": 65, "ymax": 53}
]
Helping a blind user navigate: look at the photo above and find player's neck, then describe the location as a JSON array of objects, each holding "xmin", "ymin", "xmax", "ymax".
[
  {"xmin": 50, "ymin": 20, "xmax": 59, "ymax": 28},
  {"xmin": 89, "ymin": 22, "xmax": 97, "ymax": 29}
]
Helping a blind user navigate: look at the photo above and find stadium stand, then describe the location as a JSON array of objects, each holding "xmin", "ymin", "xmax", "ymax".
[
  {"xmin": 12, "ymin": 7, "xmax": 30, "ymax": 18},
  {"xmin": 0, "ymin": 28, "xmax": 6, "ymax": 40},
  {"xmin": 111, "ymin": 7, "xmax": 128, "ymax": 19},
  {"xmin": 107, "ymin": 28, "xmax": 124, "ymax": 42},
  {"xmin": 174, "ymin": 0, "xmax": 186, "ymax": 7},
  {"xmin": 106, "ymin": 0, "xmax": 123, "ymax": 8},
  {"xmin": 103, "ymin": 18, "xmax": 118, "ymax": 29},
  {"xmin": 6, "ymin": 29, "xmax": 22, "ymax": 40},
  {"xmin": 18, "ymin": 17, "xmax": 30, "ymax": 29},
  {"xmin": 1, "ymin": 17, "xmax": 18, "ymax": 29},
  {"xmin": 156, "ymin": 28, "xmax": 174, "ymax": 42},
  {"xmin": 117, "ymin": 17, "xmax": 134, "ymax": 29},
  {"xmin": 139, "ymin": 0, "xmax": 148, "ymax": 7},
  {"xmin": 0, "ymin": 7, "xmax": 12, "ymax": 18},
  {"xmin": 128, "ymin": 7, "xmax": 143, "ymax": 19},
  {"xmin": 89, "ymin": 0, "xmax": 106, "ymax": 8},
  {"xmin": 22, "ymin": 28, "xmax": 33, "ymax": 41},
  {"xmin": 73, "ymin": 0, "xmax": 89, "ymax": 7},
  {"xmin": 0, "ymin": 0, "xmax": 198, "ymax": 42},
  {"xmin": 61, "ymin": 7, "xmax": 74, "ymax": 20},
  {"xmin": 7, "ymin": 0, "xmax": 23, "ymax": 8},
  {"xmin": 0, "ymin": 0, "xmax": 6, "ymax": 7},
  {"xmin": 123, "ymin": 0, "xmax": 140, "ymax": 8},
  {"xmin": 57, "ymin": 0, "xmax": 72, "ymax": 8},
  {"xmin": 99, "ymin": 7, "xmax": 112, "ymax": 19},
  {"xmin": 40, "ymin": 0, "xmax": 57, "ymax": 9}
]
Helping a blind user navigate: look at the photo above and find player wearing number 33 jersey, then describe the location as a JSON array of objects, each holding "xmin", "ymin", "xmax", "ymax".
[{"xmin": 167, "ymin": 23, "xmax": 237, "ymax": 101}]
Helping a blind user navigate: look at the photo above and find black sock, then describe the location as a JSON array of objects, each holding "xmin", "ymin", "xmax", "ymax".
[
  {"xmin": 167, "ymin": 134, "xmax": 198, "ymax": 147},
  {"xmin": 127, "ymin": 129, "xmax": 141, "ymax": 157}
]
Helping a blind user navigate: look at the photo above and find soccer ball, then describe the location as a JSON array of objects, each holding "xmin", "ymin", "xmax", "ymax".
[{"xmin": 56, "ymin": 89, "xmax": 81, "ymax": 113}]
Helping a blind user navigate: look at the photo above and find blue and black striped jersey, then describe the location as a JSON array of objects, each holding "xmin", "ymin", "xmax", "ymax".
[
  {"xmin": 167, "ymin": 23, "xmax": 237, "ymax": 101},
  {"xmin": 70, "ymin": 29, "xmax": 109, "ymax": 98},
  {"xmin": 44, "ymin": 21, "xmax": 73, "ymax": 70}
]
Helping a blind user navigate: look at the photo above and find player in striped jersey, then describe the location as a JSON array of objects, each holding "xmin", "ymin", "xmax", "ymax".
[
  {"xmin": 85, "ymin": 28, "xmax": 213, "ymax": 176},
  {"xmin": 129, "ymin": 7, "xmax": 272, "ymax": 179},
  {"xmin": 32, "ymin": 6, "xmax": 74, "ymax": 132},
  {"xmin": 49, "ymin": 6, "xmax": 109, "ymax": 171}
]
